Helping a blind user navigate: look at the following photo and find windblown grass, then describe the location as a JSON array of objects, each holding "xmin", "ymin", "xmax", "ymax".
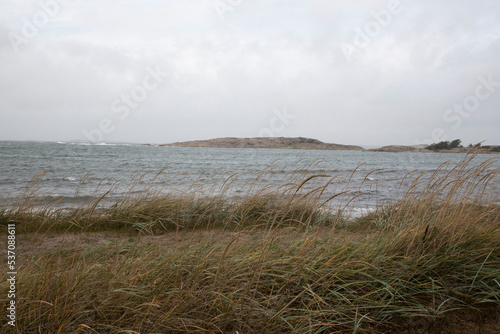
[{"xmin": 1, "ymin": 153, "xmax": 499, "ymax": 333}]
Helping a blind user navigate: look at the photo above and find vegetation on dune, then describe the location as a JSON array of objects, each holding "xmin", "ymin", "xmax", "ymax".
[
  {"xmin": 426, "ymin": 140, "xmax": 500, "ymax": 153},
  {"xmin": 1, "ymin": 154, "xmax": 499, "ymax": 333},
  {"xmin": 426, "ymin": 139, "xmax": 463, "ymax": 151}
]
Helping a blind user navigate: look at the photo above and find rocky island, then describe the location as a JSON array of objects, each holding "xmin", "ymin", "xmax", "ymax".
[
  {"xmin": 370, "ymin": 143, "xmax": 500, "ymax": 154},
  {"xmin": 160, "ymin": 137, "xmax": 365, "ymax": 151}
]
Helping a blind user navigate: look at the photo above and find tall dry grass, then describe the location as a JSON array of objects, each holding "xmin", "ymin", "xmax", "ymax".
[{"xmin": 0, "ymin": 153, "xmax": 499, "ymax": 333}]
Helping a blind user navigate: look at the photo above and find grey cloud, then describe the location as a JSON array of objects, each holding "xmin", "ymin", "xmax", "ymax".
[{"xmin": 0, "ymin": 0, "xmax": 499, "ymax": 145}]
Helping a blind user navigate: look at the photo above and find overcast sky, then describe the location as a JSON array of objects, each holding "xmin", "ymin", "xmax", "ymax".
[{"xmin": 0, "ymin": 0, "xmax": 499, "ymax": 146}]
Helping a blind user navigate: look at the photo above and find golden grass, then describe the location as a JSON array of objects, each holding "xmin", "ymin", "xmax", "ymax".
[{"xmin": 0, "ymin": 153, "xmax": 499, "ymax": 333}]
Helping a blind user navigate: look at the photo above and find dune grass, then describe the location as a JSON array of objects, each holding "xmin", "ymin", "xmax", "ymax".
[{"xmin": 1, "ymin": 154, "xmax": 499, "ymax": 333}]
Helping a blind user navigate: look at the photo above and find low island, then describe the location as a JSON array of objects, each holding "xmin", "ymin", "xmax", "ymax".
[{"xmin": 160, "ymin": 137, "xmax": 365, "ymax": 151}]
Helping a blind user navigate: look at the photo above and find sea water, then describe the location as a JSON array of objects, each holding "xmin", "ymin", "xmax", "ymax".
[{"xmin": 1, "ymin": 141, "xmax": 498, "ymax": 212}]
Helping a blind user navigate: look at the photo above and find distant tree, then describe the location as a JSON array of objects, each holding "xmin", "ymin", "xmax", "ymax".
[
  {"xmin": 426, "ymin": 141, "xmax": 449, "ymax": 150},
  {"xmin": 450, "ymin": 139, "xmax": 462, "ymax": 149},
  {"xmin": 426, "ymin": 139, "xmax": 463, "ymax": 151}
]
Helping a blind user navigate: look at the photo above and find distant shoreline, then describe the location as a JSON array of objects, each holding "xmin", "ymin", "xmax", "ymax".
[{"xmin": 159, "ymin": 137, "xmax": 500, "ymax": 154}]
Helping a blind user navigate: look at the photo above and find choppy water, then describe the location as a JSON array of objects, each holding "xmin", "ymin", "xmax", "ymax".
[{"xmin": 0, "ymin": 141, "xmax": 499, "ymax": 211}]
